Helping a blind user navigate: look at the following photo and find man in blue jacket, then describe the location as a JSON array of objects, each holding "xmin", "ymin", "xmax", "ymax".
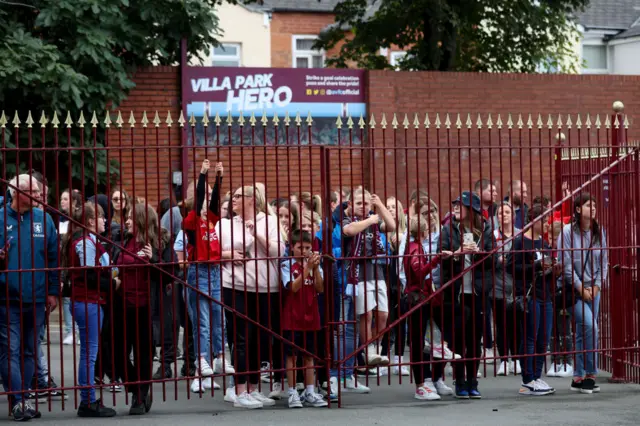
[{"xmin": 0, "ymin": 174, "xmax": 59, "ymax": 421}]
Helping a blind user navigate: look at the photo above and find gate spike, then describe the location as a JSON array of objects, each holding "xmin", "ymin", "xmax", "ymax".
[
  {"xmin": 202, "ymin": 111, "xmax": 210, "ymax": 127},
  {"xmin": 444, "ymin": 113, "xmax": 451, "ymax": 129},
  {"xmin": 249, "ymin": 112, "xmax": 256, "ymax": 127},
  {"xmin": 306, "ymin": 112, "xmax": 314, "ymax": 126},
  {"xmin": 380, "ymin": 113, "xmax": 387, "ymax": 129},
  {"xmin": 115, "ymin": 111, "xmax": 123, "ymax": 128},
  {"xmin": 153, "ymin": 111, "xmax": 161, "ymax": 127},
  {"xmin": 272, "ymin": 113, "xmax": 280, "ymax": 126},
  {"xmin": 594, "ymin": 114, "xmax": 601, "ymax": 129},
  {"xmin": 178, "ymin": 111, "xmax": 186, "ymax": 127},
  {"xmin": 77, "ymin": 111, "xmax": 85, "ymax": 128},
  {"xmin": 261, "ymin": 111, "xmax": 268, "ymax": 127},
  {"xmin": 165, "ymin": 111, "xmax": 173, "ymax": 127},
  {"xmin": 496, "ymin": 114, "xmax": 503, "ymax": 129},
  {"xmin": 40, "ymin": 111, "xmax": 49, "ymax": 128},
  {"xmin": 12, "ymin": 111, "xmax": 21, "ymax": 128},
  {"xmin": 547, "ymin": 114, "xmax": 554, "ymax": 129},
  {"xmin": 335, "ymin": 116, "xmax": 343, "ymax": 128},
  {"xmin": 369, "ymin": 114, "xmax": 377, "ymax": 129},
  {"xmin": 605, "ymin": 115, "xmax": 611, "ymax": 129},
  {"xmin": 65, "ymin": 111, "xmax": 74, "ymax": 128},
  {"xmin": 294, "ymin": 112, "xmax": 301, "ymax": 127},
  {"xmin": 517, "ymin": 114, "xmax": 523, "ymax": 129},
  {"xmin": 575, "ymin": 114, "xmax": 582, "ymax": 129},
  {"xmin": 614, "ymin": 114, "xmax": 620, "ymax": 129},
  {"xmin": 402, "ymin": 113, "xmax": 409, "ymax": 129},
  {"xmin": 284, "ymin": 112, "xmax": 291, "ymax": 127},
  {"xmin": 103, "ymin": 111, "xmax": 111, "ymax": 128},
  {"xmin": 466, "ymin": 113, "xmax": 472, "ymax": 129},
  {"xmin": 227, "ymin": 111, "xmax": 234, "ymax": 127},
  {"xmin": 424, "ymin": 113, "xmax": 430, "ymax": 129},
  {"xmin": 565, "ymin": 114, "xmax": 572, "ymax": 129},
  {"xmin": 536, "ymin": 114, "xmax": 543, "ymax": 129},
  {"xmin": 476, "ymin": 114, "xmax": 483, "ymax": 129},
  {"xmin": 585, "ymin": 114, "xmax": 592, "ymax": 129},
  {"xmin": 556, "ymin": 114, "xmax": 563, "ymax": 128},
  {"xmin": 214, "ymin": 112, "xmax": 222, "ymax": 127},
  {"xmin": 435, "ymin": 113, "xmax": 441, "ymax": 129},
  {"xmin": 25, "ymin": 111, "xmax": 34, "ymax": 128},
  {"xmin": 188, "ymin": 112, "xmax": 197, "ymax": 127},
  {"xmin": 141, "ymin": 111, "xmax": 149, "ymax": 128},
  {"xmin": 391, "ymin": 113, "xmax": 398, "ymax": 129},
  {"xmin": 414, "ymin": 113, "xmax": 421, "ymax": 129},
  {"xmin": 455, "ymin": 113, "xmax": 462, "ymax": 129},
  {"xmin": 0, "ymin": 111, "xmax": 7, "ymax": 128},
  {"xmin": 624, "ymin": 115, "xmax": 629, "ymax": 129},
  {"xmin": 128, "ymin": 111, "xmax": 136, "ymax": 127},
  {"xmin": 90, "ymin": 111, "xmax": 98, "ymax": 128},
  {"xmin": 526, "ymin": 114, "xmax": 533, "ymax": 129},
  {"xmin": 507, "ymin": 113, "xmax": 514, "ymax": 129},
  {"xmin": 358, "ymin": 114, "xmax": 365, "ymax": 129},
  {"xmin": 486, "ymin": 114, "xmax": 493, "ymax": 129},
  {"xmin": 238, "ymin": 111, "xmax": 246, "ymax": 127},
  {"xmin": 346, "ymin": 115, "xmax": 354, "ymax": 129}
]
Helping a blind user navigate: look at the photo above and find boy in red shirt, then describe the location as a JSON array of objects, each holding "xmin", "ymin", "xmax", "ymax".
[{"xmin": 281, "ymin": 230, "xmax": 327, "ymax": 409}]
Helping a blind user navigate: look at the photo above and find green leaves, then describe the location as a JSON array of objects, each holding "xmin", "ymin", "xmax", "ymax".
[{"xmin": 317, "ymin": 0, "xmax": 589, "ymax": 72}]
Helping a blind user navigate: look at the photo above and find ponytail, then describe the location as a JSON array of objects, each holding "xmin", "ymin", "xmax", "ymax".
[{"xmin": 60, "ymin": 202, "xmax": 99, "ymax": 268}]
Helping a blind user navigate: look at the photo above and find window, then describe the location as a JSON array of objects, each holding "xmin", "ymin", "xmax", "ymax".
[
  {"xmin": 582, "ymin": 44, "xmax": 608, "ymax": 73},
  {"xmin": 390, "ymin": 51, "xmax": 407, "ymax": 70},
  {"xmin": 293, "ymin": 36, "xmax": 324, "ymax": 68},
  {"xmin": 211, "ymin": 43, "xmax": 241, "ymax": 67}
]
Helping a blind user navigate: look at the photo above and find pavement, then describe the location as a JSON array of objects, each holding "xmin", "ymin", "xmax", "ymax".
[{"xmin": 4, "ymin": 324, "xmax": 640, "ymax": 426}]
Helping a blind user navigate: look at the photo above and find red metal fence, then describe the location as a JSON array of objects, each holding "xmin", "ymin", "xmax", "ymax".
[{"xmin": 0, "ymin": 102, "xmax": 638, "ymax": 415}]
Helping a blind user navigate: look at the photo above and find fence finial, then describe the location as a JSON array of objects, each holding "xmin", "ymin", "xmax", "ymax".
[
  {"xmin": 294, "ymin": 112, "xmax": 301, "ymax": 127},
  {"xmin": 153, "ymin": 111, "xmax": 161, "ymax": 127},
  {"xmin": 424, "ymin": 113, "xmax": 430, "ymax": 129},
  {"xmin": 336, "ymin": 116, "xmax": 343, "ymax": 128},
  {"xmin": 614, "ymin": 114, "xmax": 620, "ymax": 129},
  {"xmin": 188, "ymin": 112, "xmax": 196, "ymax": 127},
  {"xmin": 435, "ymin": 113, "xmax": 441, "ymax": 129},
  {"xmin": 128, "ymin": 111, "xmax": 136, "ymax": 127},
  {"xmin": 103, "ymin": 111, "xmax": 111, "ymax": 128},
  {"xmin": 115, "ymin": 111, "xmax": 124, "ymax": 128},
  {"xmin": 369, "ymin": 113, "xmax": 377, "ymax": 129},
  {"xmin": 546, "ymin": 114, "xmax": 553, "ymax": 129},
  {"xmin": 496, "ymin": 114, "xmax": 503, "ymax": 129},
  {"xmin": 272, "ymin": 112, "xmax": 280, "ymax": 126},
  {"xmin": 414, "ymin": 113, "xmax": 421, "ymax": 129},
  {"xmin": 476, "ymin": 113, "xmax": 482, "ymax": 129},
  {"xmin": 391, "ymin": 113, "xmax": 398, "ymax": 129},
  {"xmin": 40, "ymin": 111, "xmax": 49, "ymax": 128},
  {"xmin": 215, "ymin": 112, "xmax": 222, "ymax": 127},
  {"xmin": 178, "ymin": 111, "xmax": 186, "ymax": 127},
  {"xmin": 455, "ymin": 113, "xmax": 461, "ymax": 129},
  {"xmin": 595, "ymin": 114, "xmax": 601, "ymax": 129},
  {"xmin": 575, "ymin": 114, "xmax": 582, "ymax": 129},
  {"xmin": 556, "ymin": 114, "xmax": 563, "ymax": 128},
  {"xmin": 346, "ymin": 115, "xmax": 354, "ymax": 129},
  {"xmin": 0, "ymin": 111, "xmax": 6, "ymax": 128},
  {"xmin": 227, "ymin": 111, "xmax": 234, "ymax": 127},
  {"xmin": 517, "ymin": 114, "xmax": 523, "ymax": 129},
  {"xmin": 90, "ymin": 111, "xmax": 98, "ymax": 128},
  {"xmin": 238, "ymin": 111, "xmax": 246, "ymax": 127},
  {"xmin": 12, "ymin": 111, "xmax": 21, "ymax": 128},
  {"xmin": 466, "ymin": 113, "xmax": 472, "ymax": 129},
  {"xmin": 141, "ymin": 111, "xmax": 149, "ymax": 128},
  {"xmin": 261, "ymin": 111, "xmax": 268, "ymax": 127},
  {"xmin": 284, "ymin": 112, "xmax": 291, "ymax": 127},
  {"xmin": 486, "ymin": 114, "xmax": 493, "ymax": 129},
  {"xmin": 26, "ymin": 111, "xmax": 34, "ymax": 128},
  {"xmin": 380, "ymin": 113, "xmax": 388, "ymax": 129},
  {"xmin": 507, "ymin": 113, "xmax": 514, "ymax": 129},
  {"xmin": 77, "ymin": 111, "xmax": 85, "ymax": 128},
  {"xmin": 358, "ymin": 114, "xmax": 365, "ymax": 129},
  {"xmin": 402, "ymin": 113, "xmax": 409, "ymax": 129},
  {"xmin": 527, "ymin": 114, "xmax": 533, "ymax": 129},
  {"xmin": 65, "ymin": 111, "xmax": 74, "ymax": 128},
  {"xmin": 585, "ymin": 114, "xmax": 592, "ymax": 129},
  {"xmin": 536, "ymin": 114, "xmax": 543, "ymax": 129},
  {"xmin": 202, "ymin": 110, "xmax": 210, "ymax": 127},
  {"xmin": 444, "ymin": 113, "xmax": 451, "ymax": 129},
  {"xmin": 624, "ymin": 115, "xmax": 629, "ymax": 129},
  {"xmin": 612, "ymin": 101, "xmax": 624, "ymax": 113},
  {"xmin": 605, "ymin": 115, "xmax": 611, "ymax": 129},
  {"xmin": 565, "ymin": 114, "xmax": 572, "ymax": 129},
  {"xmin": 249, "ymin": 112, "xmax": 256, "ymax": 127},
  {"xmin": 166, "ymin": 111, "xmax": 173, "ymax": 127}
]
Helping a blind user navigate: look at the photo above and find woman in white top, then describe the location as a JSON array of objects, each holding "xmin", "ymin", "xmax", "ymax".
[{"xmin": 217, "ymin": 184, "xmax": 285, "ymax": 409}]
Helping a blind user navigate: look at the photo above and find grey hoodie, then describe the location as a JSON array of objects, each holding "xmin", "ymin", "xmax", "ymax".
[{"xmin": 559, "ymin": 224, "xmax": 608, "ymax": 290}]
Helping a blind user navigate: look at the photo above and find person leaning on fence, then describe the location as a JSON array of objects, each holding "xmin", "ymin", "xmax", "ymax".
[
  {"xmin": 281, "ymin": 230, "xmax": 328, "ymax": 409},
  {"xmin": 61, "ymin": 202, "xmax": 118, "ymax": 418},
  {"xmin": 0, "ymin": 174, "xmax": 59, "ymax": 421},
  {"xmin": 562, "ymin": 193, "xmax": 607, "ymax": 395},
  {"xmin": 60, "ymin": 189, "xmax": 83, "ymax": 347},
  {"xmin": 512, "ymin": 204, "xmax": 561, "ymax": 396},
  {"xmin": 342, "ymin": 187, "xmax": 396, "ymax": 366},
  {"xmin": 404, "ymin": 216, "xmax": 453, "ymax": 401},
  {"xmin": 439, "ymin": 191, "xmax": 494, "ymax": 400},
  {"xmin": 111, "ymin": 203, "xmax": 160, "ymax": 415}
]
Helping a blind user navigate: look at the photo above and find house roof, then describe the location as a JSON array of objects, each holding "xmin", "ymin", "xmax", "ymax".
[
  {"xmin": 250, "ymin": 0, "xmax": 342, "ymax": 13},
  {"xmin": 575, "ymin": 0, "xmax": 640, "ymax": 30},
  {"xmin": 612, "ymin": 24, "xmax": 640, "ymax": 39}
]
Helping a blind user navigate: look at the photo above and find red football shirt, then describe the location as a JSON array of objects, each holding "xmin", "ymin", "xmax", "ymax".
[
  {"xmin": 281, "ymin": 260, "xmax": 322, "ymax": 331},
  {"xmin": 183, "ymin": 210, "xmax": 221, "ymax": 261}
]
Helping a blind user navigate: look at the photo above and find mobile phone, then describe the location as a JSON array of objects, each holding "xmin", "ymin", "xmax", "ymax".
[{"xmin": 0, "ymin": 236, "xmax": 13, "ymax": 254}]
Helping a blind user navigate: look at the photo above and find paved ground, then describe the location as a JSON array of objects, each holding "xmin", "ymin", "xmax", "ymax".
[{"xmin": 4, "ymin": 322, "xmax": 640, "ymax": 425}]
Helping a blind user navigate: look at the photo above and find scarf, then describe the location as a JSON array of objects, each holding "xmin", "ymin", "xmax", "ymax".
[{"xmin": 346, "ymin": 214, "xmax": 385, "ymax": 286}]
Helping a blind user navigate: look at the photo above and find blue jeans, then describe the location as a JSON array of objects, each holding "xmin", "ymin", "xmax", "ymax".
[
  {"xmin": 521, "ymin": 299, "xmax": 554, "ymax": 383},
  {"xmin": 62, "ymin": 297, "xmax": 78, "ymax": 336},
  {"xmin": 330, "ymin": 295, "xmax": 357, "ymax": 379},
  {"xmin": 187, "ymin": 265, "xmax": 224, "ymax": 363},
  {"xmin": 35, "ymin": 324, "xmax": 49, "ymax": 387},
  {"xmin": 73, "ymin": 302, "xmax": 103, "ymax": 403},
  {"xmin": 571, "ymin": 292, "xmax": 600, "ymax": 377},
  {"xmin": 0, "ymin": 303, "xmax": 45, "ymax": 404}
]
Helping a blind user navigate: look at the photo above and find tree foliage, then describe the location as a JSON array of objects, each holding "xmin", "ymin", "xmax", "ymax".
[
  {"xmin": 0, "ymin": 0, "xmax": 251, "ymax": 197},
  {"xmin": 316, "ymin": 0, "xmax": 589, "ymax": 73}
]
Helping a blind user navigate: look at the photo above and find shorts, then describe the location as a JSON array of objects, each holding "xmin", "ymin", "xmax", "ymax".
[
  {"xmin": 284, "ymin": 330, "xmax": 318, "ymax": 357},
  {"xmin": 355, "ymin": 280, "xmax": 388, "ymax": 316}
]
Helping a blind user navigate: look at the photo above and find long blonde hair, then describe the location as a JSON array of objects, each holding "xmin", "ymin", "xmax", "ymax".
[
  {"xmin": 128, "ymin": 203, "xmax": 159, "ymax": 248},
  {"xmin": 386, "ymin": 197, "xmax": 407, "ymax": 251},
  {"xmin": 300, "ymin": 192, "xmax": 322, "ymax": 217}
]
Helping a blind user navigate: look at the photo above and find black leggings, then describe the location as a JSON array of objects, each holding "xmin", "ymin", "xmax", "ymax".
[
  {"xmin": 493, "ymin": 298, "xmax": 523, "ymax": 361},
  {"xmin": 442, "ymin": 294, "xmax": 483, "ymax": 384},
  {"xmin": 408, "ymin": 304, "xmax": 444, "ymax": 385},
  {"xmin": 381, "ymin": 294, "xmax": 407, "ymax": 358}
]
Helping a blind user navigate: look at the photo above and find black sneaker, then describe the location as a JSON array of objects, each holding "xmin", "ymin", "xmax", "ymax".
[
  {"xmin": 129, "ymin": 395, "xmax": 146, "ymax": 415},
  {"xmin": 143, "ymin": 392, "xmax": 153, "ymax": 413},
  {"xmin": 48, "ymin": 379, "xmax": 69, "ymax": 401},
  {"xmin": 468, "ymin": 381, "xmax": 482, "ymax": 399},
  {"xmin": 180, "ymin": 365, "xmax": 196, "ymax": 377},
  {"xmin": 12, "ymin": 402, "xmax": 28, "ymax": 422},
  {"xmin": 77, "ymin": 400, "xmax": 117, "ymax": 418},
  {"xmin": 27, "ymin": 391, "xmax": 48, "ymax": 403},
  {"xmin": 581, "ymin": 378, "xmax": 595, "ymax": 394},
  {"xmin": 570, "ymin": 379, "xmax": 583, "ymax": 392},
  {"xmin": 153, "ymin": 366, "xmax": 173, "ymax": 380}
]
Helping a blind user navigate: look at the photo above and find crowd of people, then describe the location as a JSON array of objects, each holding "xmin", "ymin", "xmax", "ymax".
[{"xmin": 0, "ymin": 162, "xmax": 608, "ymax": 420}]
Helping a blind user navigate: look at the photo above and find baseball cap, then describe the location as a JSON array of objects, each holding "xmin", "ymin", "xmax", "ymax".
[{"xmin": 453, "ymin": 191, "xmax": 482, "ymax": 214}]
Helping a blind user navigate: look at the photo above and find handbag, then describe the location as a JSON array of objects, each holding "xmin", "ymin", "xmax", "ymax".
[{"xmin": 554, "ymin": 235, "xmax": 593, "ymax": 310}]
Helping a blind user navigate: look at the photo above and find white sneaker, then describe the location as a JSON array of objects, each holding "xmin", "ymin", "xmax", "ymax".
[
  {"xmin": 268, "ymin": 382, "xmax": 284, "ymax": 400},
  {"xmin": 477, "ymin": 370, "xmax": 483, "ymax": 378},
  {"xmin": 379, "ymin": 355, "xmax": 390, "ymax": 365},
  {"xmin": 424, "ymin": 378, "xmax": 438, "ymax": 394},
  {"xmin": 329, "ymin": 377, "xmax": 338, "ymax": 398},
  {"xmin": 414, "ymin": 386, "xmax": 441, "ymax": 401},
  {"xmin": 214, "ymin": 357, "xmax": 235, "ymax": 375},
  {"xmin": 546, "ymin": 362, "xmax": 561, "ymax": 377},
  {"xmin": 535, "ymin": 379, "xmax": 555, "ymax": 394},
  {"xmin": 288, "ymin": 391, "xmax": 303, "ymax": 408},
  {"xmin": 497, "ymin": 361, "xmax": 508, "ymax": 376},
  {"xmin": 224, "ymin": 387, "xmax": 237, "ymax": 403},
  {"xmin": 366, "ymin": 345, "xmax": 382, "ymax": 366},
  {"xmin": 234, "ymin": 391, "xmax": 263, "ymax": 409},
  {"xmin": 260, "ymin": 362, "xmax": 272, "ymax": 383},
  {"xmin": 519, "ymin": 380, "xmax": 553, "ymax": 396},
  {"xmin": 250, "ymin": 391, "xmax": 276, "ymax": 407},
  {"xmin": 378, "ymin": 366, "xmax": 389, "ymax": 377},
  {"xmin": 296, "ymin": 382, "xmax": 305, "ymax": 393},
  {"xmin": 62, "ymin": 333, "xmax": 74, "ymax": 346},
  {"xmin": 203, "ymin": 377, "xmax": 221, "ymax": 390},
  {"xmin": 190, "ymin": 378, "xmax": 204, "ymax": 393},
  {"xmin": 513, "ymin": 361, "xmax": 522, "ymax": 375},
  {"xmin": 392, "ymin": 365, "xmax": 410, "ymax": 376},
  {"xmin": 435, "ymin": 378, "xmax": 454, "ymax": 396},
  {"xmin": 445, "ymin": 364, "xmax": 453, "ymax": 376},
  {"xmin": 345, "ymin": 376, "xmax": 370, "ymax": 393},
  {"xmin": 107, "ymin": 379, "xmax": 122, "ymax": 393},
  {"xmin": 197, "ymin": 357, "xmax": 214, "ymax": 376},
  {"xmin": 430, "ymin": 344, "xmax": 456, "ymax": 360},
  {"xmin": 555, "ymin": 363, "xmax": 574, "ymax": 378},
  {"xmin": 484, "ymin": 348, "xmax": 495, "ymax": 359},
  {"xmin": 303, "ymin": 391, "xmax": 328, "ymax": 407}
]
